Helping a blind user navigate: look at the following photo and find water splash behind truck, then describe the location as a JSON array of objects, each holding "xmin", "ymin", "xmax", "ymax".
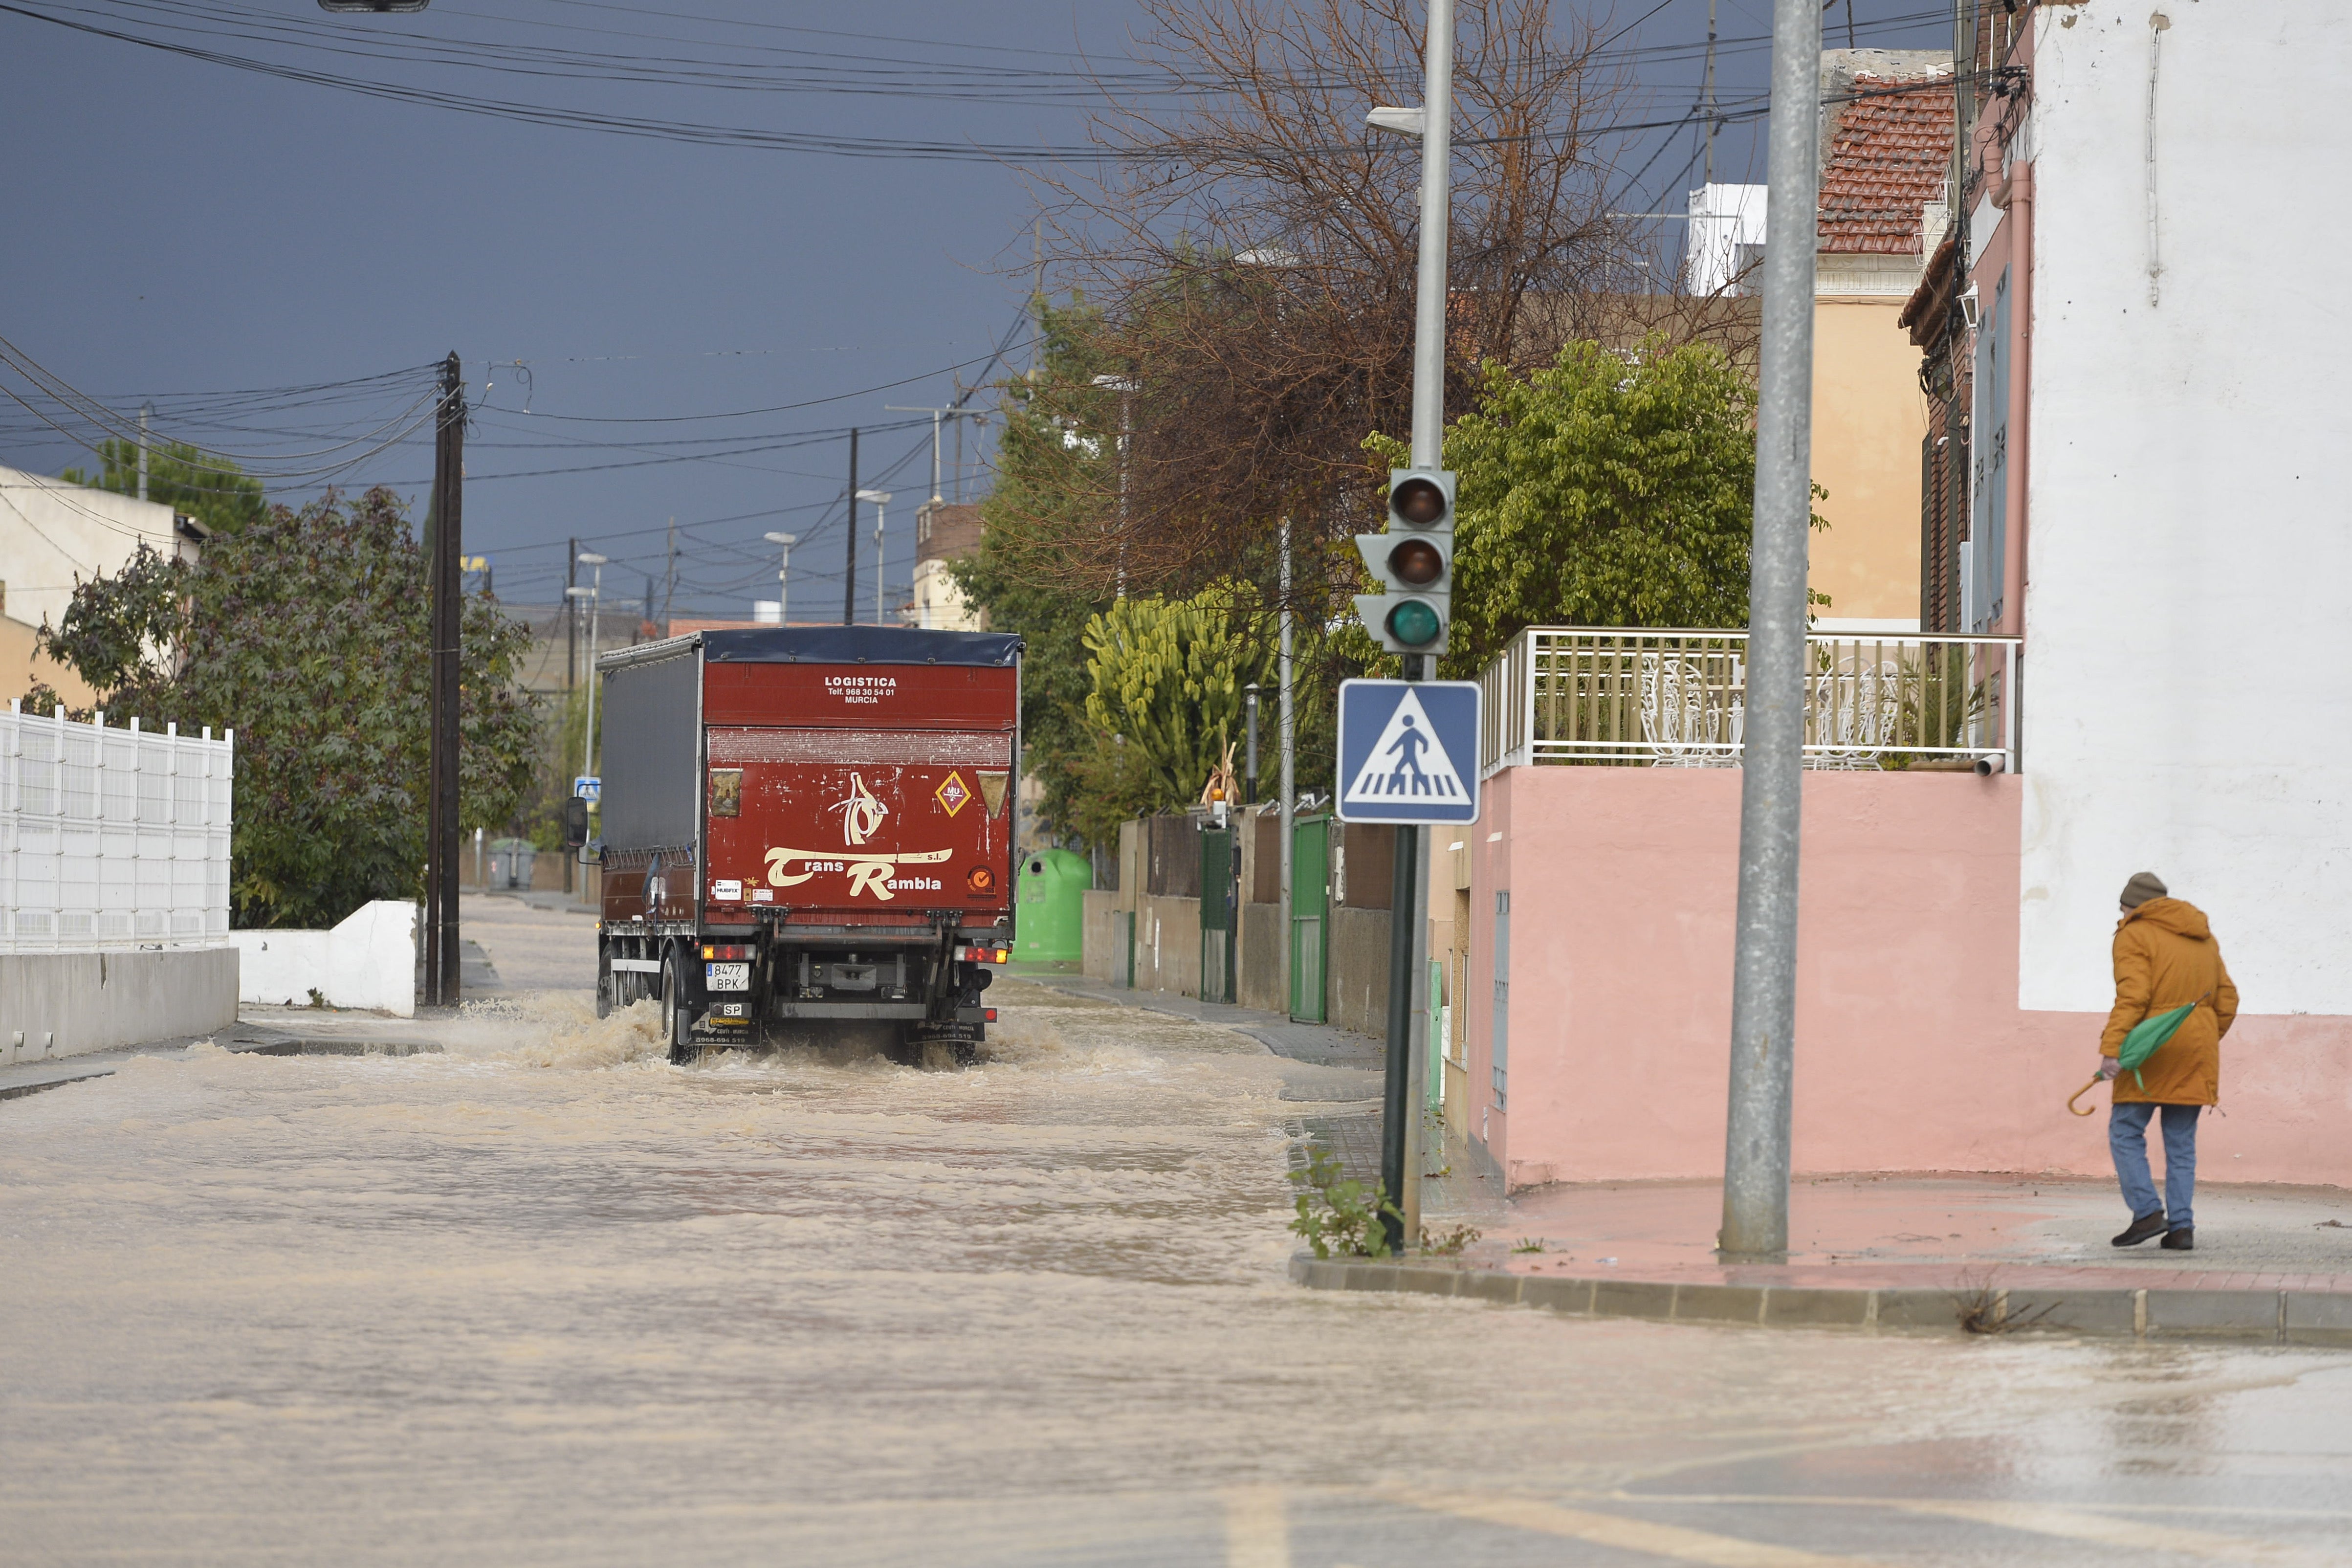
[{"xmin": 590, "ymin": 627, "xmax": 1021, "ymax": 1063}]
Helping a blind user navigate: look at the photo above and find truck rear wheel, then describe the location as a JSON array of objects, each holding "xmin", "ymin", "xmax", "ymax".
[{"xmin": 662, "ymin": 947, "xmax": 697, "ymax": 1064}]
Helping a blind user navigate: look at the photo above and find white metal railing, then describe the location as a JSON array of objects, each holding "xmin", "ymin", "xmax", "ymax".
[
  {"xmin": 1, "ymin": 702, "xmax": 234, "ymax": 951},
  {"xmin": 1478, "ymin": 628, "xmax": 2020, "ymax": 777}
]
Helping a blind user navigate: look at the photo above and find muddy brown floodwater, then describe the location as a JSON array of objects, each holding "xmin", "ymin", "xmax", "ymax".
[{"xmin": 3, "ymin": 980, "xmax": 2349, "ymax": 1567}]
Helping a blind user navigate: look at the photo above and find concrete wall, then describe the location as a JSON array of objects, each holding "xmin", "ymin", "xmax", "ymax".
[
  {"xmin": 1081, "ymin": 888, "xmax": 1125, "ymax": 983},
  {"xmin": 1328, "ymin": 905, "xmax": 1392, "ymax": 1039},
  {"xmin": 0, "ymin": 946, "xmax": 238, "ymax": 1064},
  {"xmin": 1238, "ymin": 902, "xmax": 1284, "ymax": 1013},
  {"xmin": 1467, "ymin": 765, "xmax": 2352, "ymax": 1191},
  {"xmin": 0, "ymin": 466, "xmax": 189, "ymax": 638},
  {"xmin": 230, "ymin": 900, "xmax": 417, "ymax": 1016},
  {"xmin": 0, "ymin": 612, "xmax": 99, "ymax": 708},
  {"xmin": 1130, "ymin": 894, "xmax": 1201, "ymax": 999},
  {"xmin": 2014, "ymin": 5, "xmax": 2352, "ymax": 1016},
  {"xmin": 1808, "ymin": 297, "xmax": 1928, "ymax": 627}
]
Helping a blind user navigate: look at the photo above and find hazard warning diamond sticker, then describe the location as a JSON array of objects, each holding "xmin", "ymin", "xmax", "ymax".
[{"xmin": 934, "ymin": 771, "xmax": 973, "ymax": 817}]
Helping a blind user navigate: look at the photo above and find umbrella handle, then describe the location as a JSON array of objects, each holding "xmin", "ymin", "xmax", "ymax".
[{"xmin": 2066, "ymin": 1077, "xmax": 2105, "ymax": 1118}]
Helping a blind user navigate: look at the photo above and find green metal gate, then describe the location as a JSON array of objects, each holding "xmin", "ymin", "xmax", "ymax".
[
  {"xmin": 1290, "ymin": 815, "xmax": 1330, "ymax": 1023},
  {"xmin": 1199, "ymin": 823, "xmax": 1236, "ymax": 1005}
]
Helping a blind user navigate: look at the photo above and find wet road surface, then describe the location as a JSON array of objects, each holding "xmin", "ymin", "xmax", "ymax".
[{"xmin": 3, "ymin": 979, "xmax": 2348, "ymax": 1566}]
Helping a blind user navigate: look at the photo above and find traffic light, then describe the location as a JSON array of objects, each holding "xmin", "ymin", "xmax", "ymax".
[{"xmin": 1354, "ymin": 468, "xmax": 1455, "ymax": 656}]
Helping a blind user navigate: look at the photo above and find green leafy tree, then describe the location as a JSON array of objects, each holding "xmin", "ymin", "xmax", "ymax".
[
  {"xmin": 1370, "ymin": 338, "xmax": 1817, "ymax": 678},
  {"xmin": 35, "ymin": 487, "xmax": 540, "ymax": 928},
  {"xmin": 951, "ymin": 298, "xmax": 1121, "ymax": 843},
  {"xmin": 1072, "ymin": 585, "xmax": 1273, "ymax": 846},
  {"xmin": 63, "ymin": 437, "xmax": 268, "ymax": 535}
]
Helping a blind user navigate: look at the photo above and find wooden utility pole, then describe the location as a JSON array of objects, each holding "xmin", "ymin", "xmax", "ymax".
[
  {"xmin": 424, "ymin": 352, "xmax": 465, "ymax": 1008},
  {"xmin": 842, "ymin": 427, "xmax": 859, "ymax": 625}
]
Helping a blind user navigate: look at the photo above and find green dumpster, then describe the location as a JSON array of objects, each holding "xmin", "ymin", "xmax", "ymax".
[{"xmin": 1013, "ymin": 847, "xmax": 1092, "ymax": 968}]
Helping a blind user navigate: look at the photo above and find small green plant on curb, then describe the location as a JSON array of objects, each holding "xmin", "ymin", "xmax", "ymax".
[
  {"xmin": 1510, "ymin": 1237, "xmax": 1546, "ymax": 1254},
  {"xmin": 1420, "ymin": 1224, "xmax": 1481, "ymax": 1256},
  {"xmin": 1288, "ymin": 1144, "xmax": 1402, "ymax": 1259}
]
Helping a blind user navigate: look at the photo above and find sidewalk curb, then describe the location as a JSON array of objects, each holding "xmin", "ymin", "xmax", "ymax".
[{"xmin": 1289, "ymin": 1254, "xmax": 2352, "ymax": 1345}]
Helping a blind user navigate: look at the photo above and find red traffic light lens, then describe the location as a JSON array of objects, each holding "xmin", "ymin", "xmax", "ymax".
[
  {"xmin": 1391, "ymin": 476, "xmax": 1447, "ymax": 526},
  {"xmin": 1386, "ymin": 537, "xmax": 1444, "ymax": 587}
]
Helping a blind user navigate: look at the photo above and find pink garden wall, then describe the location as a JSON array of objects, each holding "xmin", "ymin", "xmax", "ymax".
[{"xmin": 1463, "ymin": 767, "xmax": 2352, "ymax": 1191}]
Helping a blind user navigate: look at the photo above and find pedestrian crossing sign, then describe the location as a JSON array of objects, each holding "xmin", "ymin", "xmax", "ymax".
[{"xmin": 1335, "ymin": 679, "xmax": 1481, "ymax": 824}]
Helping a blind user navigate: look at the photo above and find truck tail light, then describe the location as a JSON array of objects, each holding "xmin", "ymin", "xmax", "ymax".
[
  {"xmin": 984, "ymin": 1008, "xmax": 997, "ymax": 1022},
  {"xmin": 965, "ymin": 865, "xmax": 996, "ymax": 893},
  {"xmin": 956, "ymin": 946, "xmax": 1011, "ymax": 965},
  {"xmin": 700, "ymin": 943, "xmax": 750, "ymax": 960}
]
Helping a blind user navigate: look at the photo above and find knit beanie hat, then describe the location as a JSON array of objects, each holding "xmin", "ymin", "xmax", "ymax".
[{"xmin": 2120, "ymin": 871, "xmax": 2168, "ymax": 909}]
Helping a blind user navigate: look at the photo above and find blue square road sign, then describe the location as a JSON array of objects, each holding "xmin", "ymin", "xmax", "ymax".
[{"xmin": 1335, "ymin": 679, "xmax": 1481, "ymax": 825}]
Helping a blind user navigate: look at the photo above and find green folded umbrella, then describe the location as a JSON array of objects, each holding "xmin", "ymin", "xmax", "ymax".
[{"xmin": 2115, "ymin": 998, "xmax": 2201, "ymax": 1090}]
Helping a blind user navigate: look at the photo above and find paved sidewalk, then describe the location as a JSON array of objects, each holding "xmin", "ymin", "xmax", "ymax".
[
  {"xmin": 1302, "ymin": 1172, "xmax": 2352, "ymax": 1342},
  {"xmin": 1021, "ymin": 973, "xmax": 1384, "ymax": 1067}
]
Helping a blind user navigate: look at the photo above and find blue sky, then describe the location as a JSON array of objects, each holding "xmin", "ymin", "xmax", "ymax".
[{"xmin": 0, "ymin": 0, "xmax": 1949, "ymax": 619}]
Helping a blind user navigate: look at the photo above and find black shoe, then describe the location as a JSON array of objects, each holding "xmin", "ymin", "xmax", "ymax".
[
  {"xmin": 2161, "ymin": 1226, "xmax": 2195, "ymax": 1251},
  {"xmin": 2112, "ymin": 1212, "xmax": 2169, "ymax": 1247}
]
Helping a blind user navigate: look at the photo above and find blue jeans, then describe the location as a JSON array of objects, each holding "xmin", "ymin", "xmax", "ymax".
[{"xmin": 2110, "ymin": 1102, "xmax": 2199, "ymax": 1230}]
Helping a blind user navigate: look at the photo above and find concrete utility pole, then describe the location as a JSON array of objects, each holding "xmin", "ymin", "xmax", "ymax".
[
  {"xmin": 766, "ymin": 531, "xmax": 797, "ymax": 625},
  {"xmin": 1705, "ymin": 0, "xmax": 1719, "ymax": 186},
  {"xmin": 137, "ymin": 402, "xmax": 151, "ymax": 504},
  {"xmin": 423, "ymin": 352, "xmax": 465, "ymax": 1009},
  {"xmin": 1719, "ymin": 0, "xmax": 1824, "ymax": 1260},
  {"xmin": 1377, "ymin": 0, "xmax": 1455, "ymax": 1253},
  {"xmin": 857, "ymin": 489, "xmax": 892, "ymax": 625}
]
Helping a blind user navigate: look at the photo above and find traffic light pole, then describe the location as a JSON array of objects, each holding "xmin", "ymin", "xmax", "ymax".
[
  {"xmin": 1379, "ymin": 0, "xmax": 1454, "ymax": 1254},
  {"xmin": 1719, "ymin": 0, "xmax": 1823, "ymax": 1259},
  {"xmin": 425, "ymin": 351, "xmax": 464, "ymax": 1009}
]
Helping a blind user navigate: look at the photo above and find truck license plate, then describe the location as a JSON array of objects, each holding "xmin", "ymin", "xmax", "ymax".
[{"xmin": 705, "ymin": 962, "xmax": 750, "ymax": 992}]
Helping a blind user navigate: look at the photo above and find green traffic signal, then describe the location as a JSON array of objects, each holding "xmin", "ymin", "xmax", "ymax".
[{"xmin": 1384, "ymin": 598, "xmax": 1444, "ymax": 648}]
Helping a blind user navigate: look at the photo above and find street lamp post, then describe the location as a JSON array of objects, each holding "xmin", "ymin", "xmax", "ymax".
[
  {"xmin": 856, "ymin": 489, "xmax": 892, "ymax": 624},
  {"xmin": 566, "ymin": 552, "xmax": 607, "ymax": 797},
  {"xmin": 764, "ymin": 531, "xmax": 798, "ymax": 626}
]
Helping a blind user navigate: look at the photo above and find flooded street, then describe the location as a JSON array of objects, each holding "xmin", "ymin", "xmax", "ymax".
[{"xmin": 4, "ymin": 977, "xmax": 2349, "ymax": 1566}]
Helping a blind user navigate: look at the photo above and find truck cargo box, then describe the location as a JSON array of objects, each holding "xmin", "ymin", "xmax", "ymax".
[{"xmin": 592, "ymin": 626, "xmax": 1023, "ymax": 1063}]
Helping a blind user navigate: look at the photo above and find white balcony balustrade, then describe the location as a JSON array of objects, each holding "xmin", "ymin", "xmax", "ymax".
[{"xmin": 1477, "ymin": 628, "xmax": 2019, "ymax": 777}]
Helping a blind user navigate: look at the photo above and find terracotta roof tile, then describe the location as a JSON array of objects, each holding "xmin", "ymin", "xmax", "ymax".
[{"xmin": 1818, "ymin": 74, "xmax": 1955, "ymax": 255}]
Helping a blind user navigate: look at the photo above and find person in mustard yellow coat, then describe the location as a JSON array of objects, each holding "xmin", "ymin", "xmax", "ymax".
[{"xmin": 2099, "ymin": 872, "xmax": 2239, "ymax": 1251}]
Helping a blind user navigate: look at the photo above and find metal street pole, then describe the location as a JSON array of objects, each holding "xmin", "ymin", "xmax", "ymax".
[
  {"xmin": 1719, "ymin": 0, "xmax": 1823, "ymax": 1260},
  {"xmin": 569, "ymin": 553, "xmax": 606, "ymax": 792},
  {"xmin": 1277, "ymin": 517, "xmax": 1295, "ymax": 1013},
  {"xmin": 765, "ymin": 531, "xmax": 797, "ymax": 625},
  {"xmin": 426, "ymin": 351, "xmax": 464, "ymax": 1009},
  {"xmin": 1244, "ymin": 685, "xmax": 1260, "ymax": 806},
  {"xmin": 1377, "ymin": 0, "xmax": 1455, "ymax": 1254},
  {"xmin": 857, "ymin": 489, "xmax": 892, "ymax": 625}
]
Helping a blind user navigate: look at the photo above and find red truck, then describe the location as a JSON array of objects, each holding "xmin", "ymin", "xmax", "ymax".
[{"xmin": 586, "ymin": 626, "xmax": 1022, "ymax": 1063}]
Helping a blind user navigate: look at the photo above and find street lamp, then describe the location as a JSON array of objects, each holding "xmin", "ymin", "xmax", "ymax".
[
  {"xmin": 566, "ymin": 550, "xmax": 607, "ymax": 798},
  {"xmin": 764, "ymin": 531, "xmax": 798, "ymax": 625},
  {"xmin": 855, "ymin": 489, "xmax": 891, "ymax": 624}
]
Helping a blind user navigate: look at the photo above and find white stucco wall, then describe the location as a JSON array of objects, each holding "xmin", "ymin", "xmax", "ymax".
[
  {"xmin": 230, "ymin": 901, "xmax": 417, "ymax": 1016},
  {"xmin": 2019, "ymin": 2, "xmax": 2352, "ymax": 1012},
  {"xmin": 0, "ymin": 465, "xmax": 186, "ymax": 634}
]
